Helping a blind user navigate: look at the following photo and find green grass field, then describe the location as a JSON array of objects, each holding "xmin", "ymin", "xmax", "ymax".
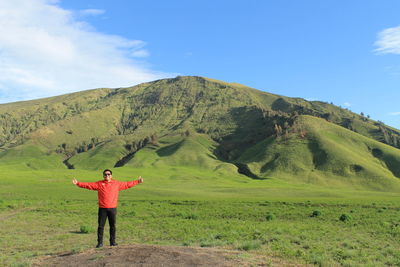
[
  {"xmin": 1, "ymin": 76, "xmax": 400, "ymax": 266},
  {"xmin": 1, "ymin": 166, "xmax": 400, "ymax": 267}
]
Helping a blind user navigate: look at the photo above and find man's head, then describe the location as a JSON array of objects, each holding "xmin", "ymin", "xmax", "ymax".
[{"xmin": 103, "ymin": 169, "xmax": 113, "ymax": 182}]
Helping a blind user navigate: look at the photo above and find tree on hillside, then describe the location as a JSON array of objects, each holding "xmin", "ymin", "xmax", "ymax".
[
  {"xmin": 150, "ymin": 134, "xmax": 158, "ymax": 145},
  {"xmin": 274, "ymin": 124, "xmax": 283, "ymax": 137}
]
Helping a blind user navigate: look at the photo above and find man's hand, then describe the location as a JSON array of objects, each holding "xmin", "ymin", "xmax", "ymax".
[
  {"xmin": 72, "ymin": 178, "xmax": 78, "ymax": 185},
  {"xmin": 138, "ymin": 176, "xmax": 144, "ymax": 183}
]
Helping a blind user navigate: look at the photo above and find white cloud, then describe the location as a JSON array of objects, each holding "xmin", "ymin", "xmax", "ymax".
[
  {"xmin": 389, "ymin": 112, "xmax": 400, "ymax": 116},
  {"xmin": 375, "ymin": 26, "xmax": 400, "ymax": 54},
  {"xmin": 343, "ymin": 102, "xmax": 351, "ymax": 107},
  {"xmin": 131, "ymin": 49, "xmax": 150, "ymax": 58},
  {"xmin": 0, "ymin": 0, "xmax": 173, "ymax": 103},
  {"xmin": 79, "ymin": 9, "xmax": 105, "ymax": 16}
]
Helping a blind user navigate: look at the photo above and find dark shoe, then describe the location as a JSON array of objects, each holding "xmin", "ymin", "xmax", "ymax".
[
  {"xmin": 110, "ymin": 242, "xmax": 118, "ymax": 246},
  {"xmin": 96, "ymin": 243, "xmax": 103, "ymax": 248}
]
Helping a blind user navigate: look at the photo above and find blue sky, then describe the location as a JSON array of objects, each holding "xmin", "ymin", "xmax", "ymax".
[{"xmin": 1, "ymin": 1, "xmax": 400, "ymax": 129}]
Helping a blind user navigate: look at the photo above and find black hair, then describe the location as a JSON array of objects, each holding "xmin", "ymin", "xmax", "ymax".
[{"xmin": 103, "ymin": 169, "xmax": 112, "ymax": 175}]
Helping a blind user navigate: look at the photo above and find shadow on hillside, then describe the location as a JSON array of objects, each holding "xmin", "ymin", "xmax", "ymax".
[
  {"xmin": 211, "ymin": 106, "xmax": 281, "ymax": 180},
  {"xmin": 234, "ymin": 163, "xmax": 265, "ymax": 179},
  {"xmin": 156, "ymin": 140, "xmax": 184, "ymax": 157},
  {"xmin": 114, "ymin": 151, "xmax": 137, "ymax": 167},
  {"xmin": 63, "ymin": 158, "xmax": 74, "ymax": 169},
  {"xmin": 371, "ymin": 147, "xmax": 400, "ymax": 178},
  {"xmin": 260, "ymin": 153, "xmax": 280, "ymax": 173},
  {"xmin": 307, "ymin": 140, "xmax": 328, "ymax": 169}
]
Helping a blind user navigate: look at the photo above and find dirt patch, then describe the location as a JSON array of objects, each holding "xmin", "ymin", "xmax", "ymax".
[{"xmin": 32, "ymin": 244, "xmax": 308, "ymax": 267}]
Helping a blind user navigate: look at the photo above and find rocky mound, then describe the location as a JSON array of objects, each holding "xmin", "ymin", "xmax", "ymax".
[{"xmin": 32, "ymin": 244, "xmax": 307, "ymax": 267}]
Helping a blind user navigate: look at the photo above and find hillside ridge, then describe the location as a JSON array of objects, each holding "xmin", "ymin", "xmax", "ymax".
[{"xmin": 1, "ymin": 76, "xmax": 400, "ymax": 191}]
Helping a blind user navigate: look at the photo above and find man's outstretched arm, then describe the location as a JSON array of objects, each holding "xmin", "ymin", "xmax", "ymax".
[
  {"xmin": 118, "ymin": 176, "xmax": 144, "ymax": 191},
  {"xmin": 72, "ymin": 178, "xmax": 100, "ymax": 190}
]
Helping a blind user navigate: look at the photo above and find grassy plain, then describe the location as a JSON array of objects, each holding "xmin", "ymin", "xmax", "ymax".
[{"xmin": 1, "ymin": 167, "xmax": 400, "ymax": 267}]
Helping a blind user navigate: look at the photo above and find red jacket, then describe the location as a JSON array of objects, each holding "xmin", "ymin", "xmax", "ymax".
[{"xmin": 77, "ymin": 179, "xmax": 141, "ymax": 208}]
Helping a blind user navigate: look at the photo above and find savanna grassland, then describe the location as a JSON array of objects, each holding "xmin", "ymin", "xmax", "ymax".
[
  {"xmin": 1, "ymin": 76, "xmax": 400, "ymax": 266},
  {"xmin": 1, "ymin": 167, "xmax": 400, "ymax": 267}
]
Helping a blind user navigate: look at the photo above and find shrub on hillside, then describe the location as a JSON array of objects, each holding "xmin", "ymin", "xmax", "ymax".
[
  {"xmin": 266, "ymin": 213, "xmax": 276, "ymax": 221},
  {"xmin": 310, "ymin": 210, "xmax": 322, "ymax": 217},
  {"xmin": 339, "ymin": 214, "xmax": 352, "ymax": 222},
  {"xmin": 80, "ymin": 225, "xmax": 94, "ymax": 234},
  {"xmin": 237, "ymin": 240, "xmax": 262, "ymax": 251},
  {"xmin": 184, "ymin": 213, "xmax": 199, "ymax": 220},
  {"xmin": 200, "ymin": 239, "xmax": 225, "ymax": 247}
]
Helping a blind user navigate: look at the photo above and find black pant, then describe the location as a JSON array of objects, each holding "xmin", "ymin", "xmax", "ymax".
[{"xmin": 98, "ymin": 208, "xmax": 117, "ymax": 244}]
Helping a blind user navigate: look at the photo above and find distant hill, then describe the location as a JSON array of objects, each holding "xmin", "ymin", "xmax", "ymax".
[{"xmin": 1, "ymin": 76, "xmax": 400, "ymax": 191}]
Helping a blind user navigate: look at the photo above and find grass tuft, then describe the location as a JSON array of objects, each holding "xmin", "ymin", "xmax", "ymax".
[
  {"xmin": 80, "ymin": 225, "xmax": 94, "ymax": 234},
  {"xmin": 310, "ymin": 210, "xmax": 322, "ymax": 217},
  {"xmin": 339, "ymin": 214, "xmax": 352, "ymax": 222},
  {"xmin": 266, "ymin": 213, "xmax": 276, "ymax": 221},
  {"xmin": 237, "ymin": 240, "xmax": 262, "ymax": 251}
]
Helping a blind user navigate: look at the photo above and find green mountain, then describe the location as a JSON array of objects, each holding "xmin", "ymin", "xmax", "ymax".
[{"xmin": 1, "ymin": 76, "xmax": 400, "ymax": 191}]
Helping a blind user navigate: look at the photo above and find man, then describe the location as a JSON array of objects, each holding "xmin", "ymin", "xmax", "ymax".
[{"xmin": 72, "ymin": 169, "xmax": 143, "ymax": 248}]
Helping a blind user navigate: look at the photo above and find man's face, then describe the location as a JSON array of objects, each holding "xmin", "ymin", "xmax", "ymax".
[{"xmin": 103, "ymin": 171, "xmax": 112, "ymax": 182}]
